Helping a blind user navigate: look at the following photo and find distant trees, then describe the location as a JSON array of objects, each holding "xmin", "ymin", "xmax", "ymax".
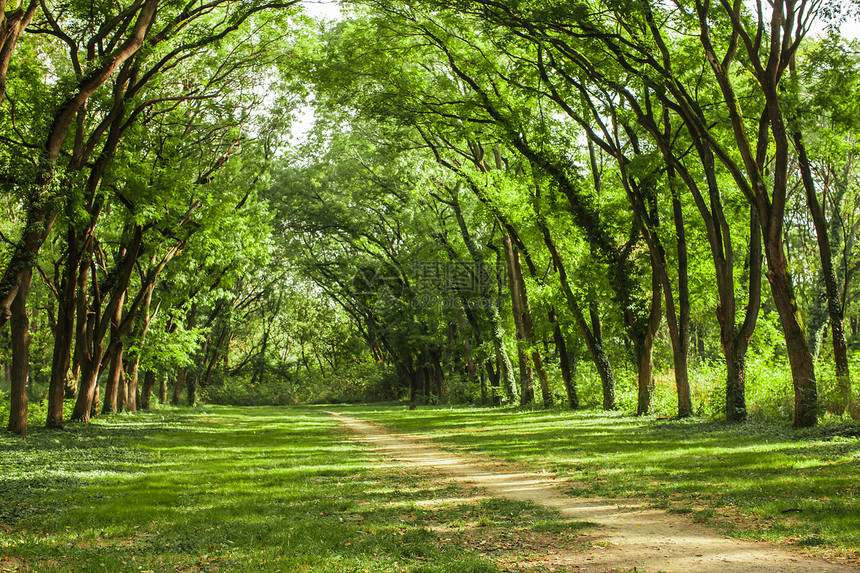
[{"xmin": 278, "ymin": 0, "xmax": 859, "ymax": 425}]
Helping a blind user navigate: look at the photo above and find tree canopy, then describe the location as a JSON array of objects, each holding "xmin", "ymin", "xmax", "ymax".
[{"xmin": 3, "ymin": 0, "xmax": 860, "ymax": 433}]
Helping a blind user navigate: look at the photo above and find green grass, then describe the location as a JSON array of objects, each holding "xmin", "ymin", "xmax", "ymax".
[
  {"xmin": 339, "ymin": 403, "xmax": 860, "ymax": 561},
  {"xmin": 0, "ymin": 405, "xmax": 579, "ymax": 572},
  {"xmin": 3, "ymin": 403, "xmax": 858, "ymax": 570}
]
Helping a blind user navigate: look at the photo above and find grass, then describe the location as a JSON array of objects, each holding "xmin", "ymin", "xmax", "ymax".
[
  {"xmin": 3, "ymin": 403, "xmax": 858, "ymax": 570},
  {"xmin": 0, "ymin": 405, "xmax": 583, "ymax": 572},
  {"xmin": 339, "ymin": 403, "xmax": 860, "ymax": 562}
]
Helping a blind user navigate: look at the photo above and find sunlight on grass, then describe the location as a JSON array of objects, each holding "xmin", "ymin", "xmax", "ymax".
[
  {"xmin": 341, "ymin": 403, "xmax": 860, "ymax": 561},
  {"xmin": 0, "ymin": 405, "xmax": 589, "ymax": 572},
  {"xmin": 3, "ymin": 403, "xmax": 857, "ymax": 568}
]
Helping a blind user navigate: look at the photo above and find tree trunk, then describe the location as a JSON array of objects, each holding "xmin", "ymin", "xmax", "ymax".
[
  {"xmin": 159, "ymin": 375, "xmax": 167, "ymax": 405},
  {"xmin": 531, "ymin": 350, "xmax": 551, "ymax": 407},
  {"xmin": 632, "ymin": 265, "xmax": 662, "ymax": 416},
  {"xmin": 587, "ymin": 302, "xmax": 617, "ymax": 410},
  {"xmin": 46, "ymin": 229, "xmax": 80, "ymax": 428},
  {"xmin": 618, "ymin": 149, "xmax": 691, "ymax": 418},
  {"xmin": 432, "ymin": 350, "xmax": 446, "ymax": 400},
  {"xmin": 90, "ymin": 383, "xmax": 100, "ymax": 420},
  {"xmin": 503, "ymin": 233, "xmax": 551, "ymax": 406},
  {"xmin": 7, "ymin": 269, "xmax": 31, "ymax": 435},
  {"xmin": 698, "ymin": 8, "xmax": 817, "ymax": 426},
  {"xmin": 187, "ymin": 373, "xmax": 199, "ymax": 406},
  {"xmin": 172, "ymin": 368, "xmax": 188, "ymax": 406},
  {"xmin": 447, "ymin": 185, "xmax": 516, "ymax": 403},
  {"xmin": 140, "ymin": 370, "xmax": 156, "ymax": 410},
  {"xmin": 72, "ymin": 226, "xmax": 144, "ymax": 422},
  {"xmin": 540, "ymin": 224, "xmax": 616, "ymax": 409},
  {"xmin": 460, "ymin": 316, "xmax": 479, "ymax": 387},
  {"xmin": 669, "ymin": 181, "xmax": 692, "ymax": 417},
  {"xmin": 0, "ymin": 0, "xmax": 39, "ymax": 105},
  {"xmin": 72, "ymin": 340, "xmax": 102, "ymax": 424},
  {"xmin": 794, "ymin": 128, "xmax": 851, "ymax": 415},
  {"xmin": 766, "ymin": 252, "xmax": 818, "ymax": 427},
  {"xmin": 101, "ymin": 292, "xmax": 126, "ymax": 415},
  {"xmin": 725, "ymin": 338, "xmax": 748, "ymax": 421},
  {"xmin": 551, "ymin": 313, "xmax": 578, "ymax": 409},
  {"xmin": 101, "ymin": 340, "xmax": 124, "ymax": 415},
  {"xmin": 515, "ymin": 346, "xmax": 533, "ymax": 405},
  {"xmin": 635, "ymin": 338, "xmax": 655, "ymax": 416},
  {"xmin": 68, "ymin": 253, "xmax": 91, "ymax": 399},
  {"xmin": 117, "ymin": 368, "xmax": 128, "ymax": 412},
  {"xmin": 125, "ymin": 358, "xmax": 139, "ymax": 412},
  {"xmin": 122, "ymin": 356, "xmax": 136, "ymax": 411}
]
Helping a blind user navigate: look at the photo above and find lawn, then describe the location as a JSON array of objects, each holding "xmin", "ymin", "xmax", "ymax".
[
  {"xmin": 341, "ymin": 404, "xmax": 860, "ymax": 562},
  {"xmin": 0, "ymin": 406, "xmax": 580, "ymax": 573},
  {"xmin": 2, "ymin": 404, "xmax": 858, "ymax": 571}
]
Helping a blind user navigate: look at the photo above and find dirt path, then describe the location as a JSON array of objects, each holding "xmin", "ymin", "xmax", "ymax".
[{"xmin": 330, "ymin": 412, "xmax": 858, "ymax": 573}]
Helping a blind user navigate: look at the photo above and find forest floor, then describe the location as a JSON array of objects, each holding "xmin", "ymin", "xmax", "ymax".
[{"xmin": 332, "ymin": 411, "xmax": 859, "ymax": 573}]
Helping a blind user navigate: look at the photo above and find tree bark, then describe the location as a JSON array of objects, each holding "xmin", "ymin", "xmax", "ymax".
[
  {"xmin": 725, "ymin": 208, "xmax": 763, "ymax": 420},
  {"xmin": 503, "ymin": 233, "xmax": 552, "ymax": 407},
  {"xmin": 101, "ymin": 292, "xmax": 126, "ymax": 415},
  {"xmin": 126, "ymin": 357, "xmax": 139, "ymax": 412},
  {"xmin": 505, "ymin": 232, "xmax": 534, "ymax": 405},
  {"xmin": 7, "ymin": 268, "xmax": 31, "ymax": 435},
  {"xmin": 73, "ymin": 334, "xmax": 103, "ymax": 424},
  {"xmin": 794, "ymin": 127, "xmax": 851, "ymax": 414},
  {"xmin": 766, "ymin": 247, "xmax": 818, "ymax": 427},
  {"xmin": 68, "ymin": 252, "xmax": 91, "ymax": 399},
  {"xmin": 187, "ymin": 370, "xmax": 200, "ymax": 406},
  {"xmin": 0, "ymin": 0, "xmax": 38, "ymax": 105},
  {"xmin": 71, "ymin": 226, "xmax": 144, "ymax": 422},
  {"xmin": 119, "ymin": 358, "xmax": 131, "ymax": 411},
  {"xmin": 607, "ymin": 109, "xmax": 691, "ymax": 418},
  {"xmin": 122, "ymin": 285, "xmax": 153, "ymax": 412},
  {"xmin": 141, "ymin": 370, "xmax": 156, "ymax": 410},
  {"xmin": 697, "ymin": 4, "xmax": 818, "ymax": 426},
  {"xmin": 551, "ymin": 311, "xmax": 578, "ymax": 409},
  {"xmin": 46, "ymin": 229, "xmax": 79, "ymax": 428},
  {"xmin": 172, "ymin": 368, "xmax": 188, "ymax": 406},
  {"xmin": 628, "ymin": 256, "xmax": 662, "ymax": 416},
  {"xmin": 117, "ymin": 368, "xmax": 128, "ymax": 412}
]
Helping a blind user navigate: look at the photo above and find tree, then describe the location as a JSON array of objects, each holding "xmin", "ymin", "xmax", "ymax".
[
  {"xmin": 1, "ymin": 0, "xmax": 300, "ymax": 431},
  {"xmin": 428, "ymin": 0, "xmax": 817, "ymax": 425}
]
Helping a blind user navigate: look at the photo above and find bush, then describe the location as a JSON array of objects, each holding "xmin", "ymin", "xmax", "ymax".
[
  {"xmin": 745, "ymin": 354, "xmax": 795, "ymax": 419},
  {"xmin": 0, "ymin": 390, "xmax": 77, "ymax": 430},
  {"xmin": 444, "ymin": 373, "xmax": 483, "ymax": 405},
  {"xmin": 203, "ymin": 361, "xmax": 402, "ymax": 406},
  {"xmin": 689, "ymin": 359, "xmax": 726, "ymax": 419}
]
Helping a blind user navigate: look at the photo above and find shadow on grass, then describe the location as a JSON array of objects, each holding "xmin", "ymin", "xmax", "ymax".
[
  {"xmin": 335, "ymin": 403, "xmax": 860, "ymax": 560},
  {"xmin": 1, "ymin": 405, "xmax": 593, "ymax": 573}
]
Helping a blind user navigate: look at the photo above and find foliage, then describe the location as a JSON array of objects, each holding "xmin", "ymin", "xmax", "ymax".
[
  {"xmin": 3, "ymin": 0, "xmax": 860, "ymax": 430},
  {"xmin": 204, "ymin": 361, "xmax": 398, "ymax": 405}
]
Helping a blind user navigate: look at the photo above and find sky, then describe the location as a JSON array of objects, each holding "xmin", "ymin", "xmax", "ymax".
[{"xmin": 301, "ymin": 0, "xmax": 343, "ymax": 20}]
